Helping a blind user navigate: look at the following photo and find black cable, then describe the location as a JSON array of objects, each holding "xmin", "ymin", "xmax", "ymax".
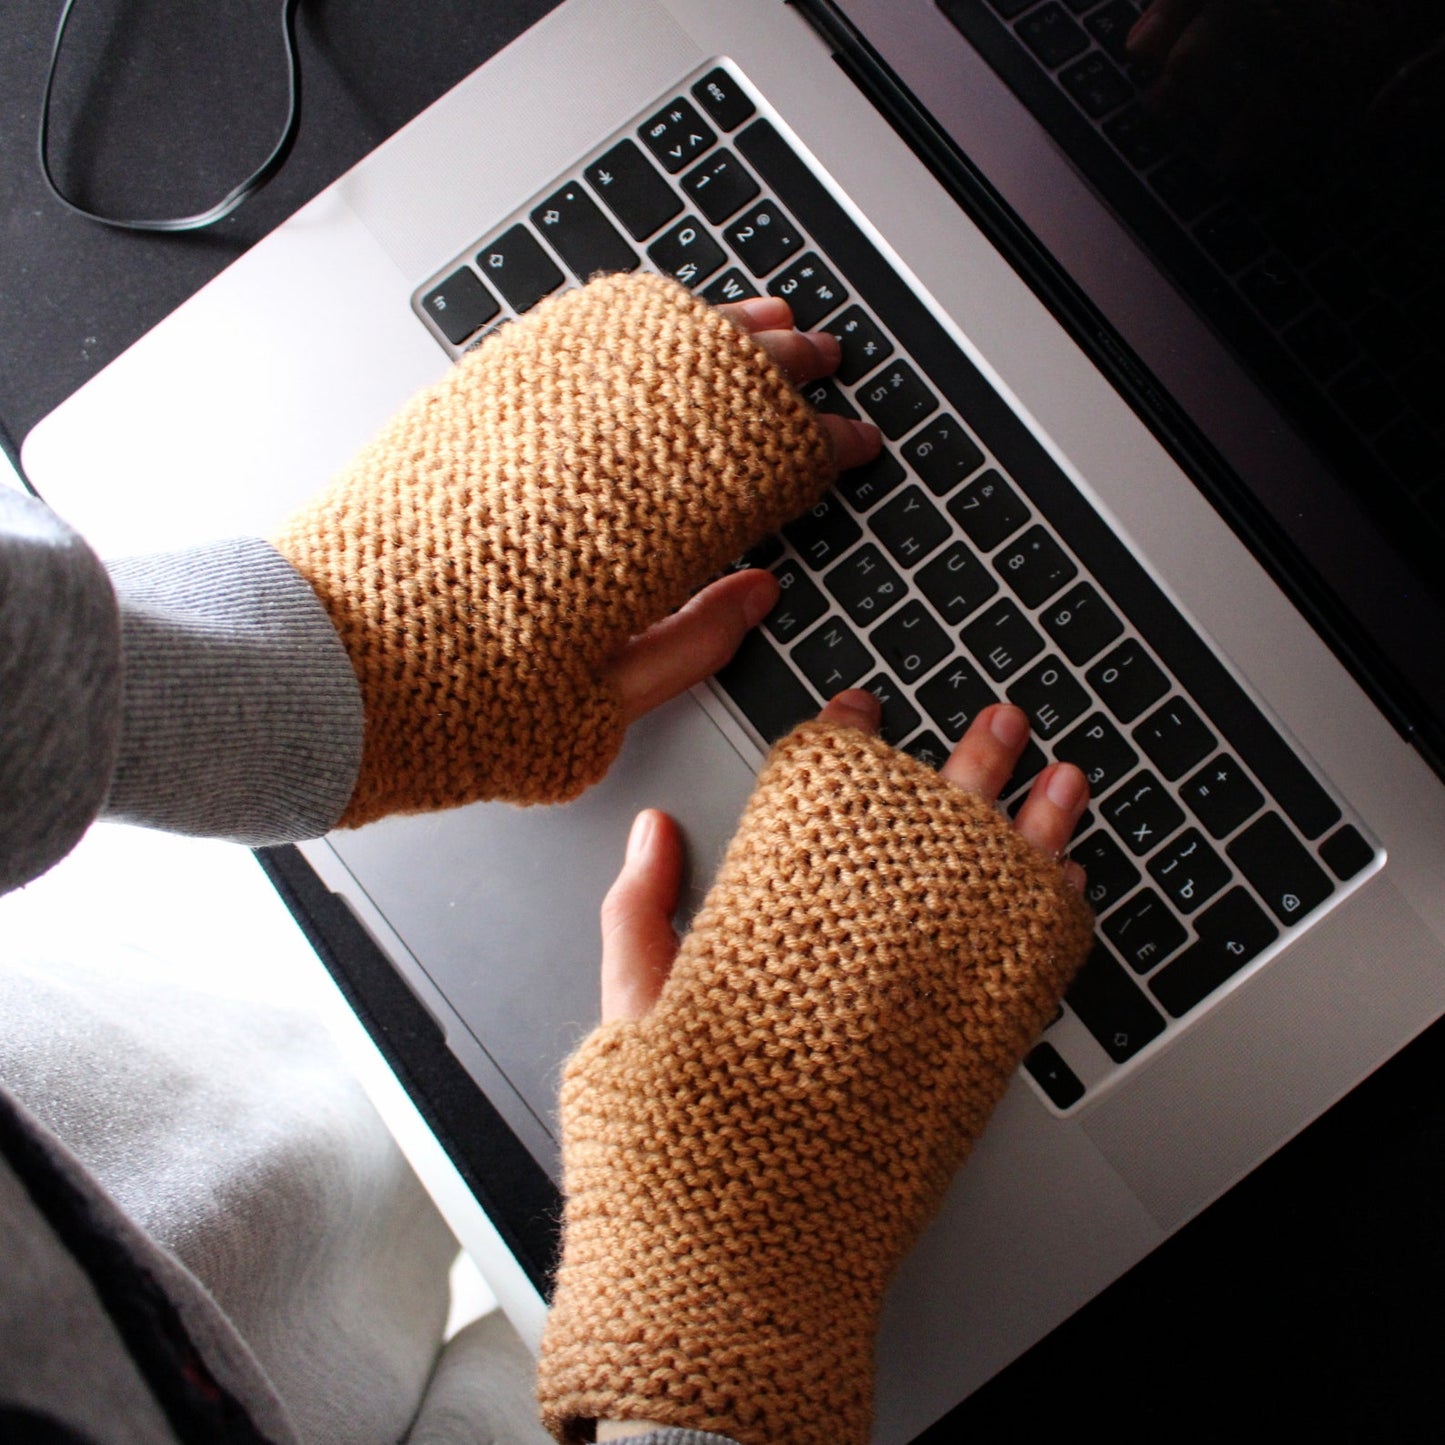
[{"xmin": 37, "ymin": 0, "xmax": 303, "ymax": 233}]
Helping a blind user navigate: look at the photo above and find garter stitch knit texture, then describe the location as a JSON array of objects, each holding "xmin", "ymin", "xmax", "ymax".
[
  {"xmin": 536, "ymin": 721, "xmax": 1095, "ymax": 1445},
  {"xmin": 273, "ymin": 273, "xmax": 833, "ymax": 826}
]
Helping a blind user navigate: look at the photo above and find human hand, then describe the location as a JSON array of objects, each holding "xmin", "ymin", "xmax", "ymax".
[
  {"xmin": 539, "ymin": 698, "xmax": 1092, "ymax": 1445},
  {"xmin": 272, "ymin": 273, "xmax": 880, "ymax": 827}
]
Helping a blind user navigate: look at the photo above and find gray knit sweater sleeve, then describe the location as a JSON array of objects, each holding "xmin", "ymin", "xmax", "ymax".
[
  {"xmin": 0, "ymin": 490, "xmax": 362, "ymax": 892},
  {"xmin": 0, "ymin": 489, "xmax": 122, "ymax": 893}
]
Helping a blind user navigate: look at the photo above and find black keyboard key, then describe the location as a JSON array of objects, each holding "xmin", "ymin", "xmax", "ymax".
[
  {"xmin": 1086, "ymin": 0, "xmax": 1142, "ymax": 63},
  {"xmin": 1006, "ymin": 656, "xmax": 1090, "ymax": 740},
  {"xmin": 420, "ymin": 267, "xmax": 500, "ymax": 345},
  {"xmin": 962, "ymin": 599, "xmax": 1045, "ymax": 682},
  {"xmin": 1040, "ymin": 581, "xmax": 1123, "ymax": 665},
  {"xmin": 1239, "ymin": 253, "xmax": 1312, "ymax": 327},
  {"xmin": 726, "ymin": 201, "xmax": 804, "ymax": 277},
  {"xmin": 979, "ymin": 0, "xmax": 1038, "ymax": 17},
  {"xmin": 1194, "ymin": 202, "xmax": 1268, "ymax": 274},
  {"xmin": 993, "ymin": 524, "xmax": 1078, "ymax": 607},
  {"xmin": 825, "ymin": 544, "xmax": 906, "ymax": 626},
  {"xmin": 903, "ymin": 415, "xmax": 984, "ymax": 495},
  {"xmin": 1055, "ymin": 712, "xmax": 1138, "ymax": 796},
  {"xmin": 640, "ymin": 97, "xmax": 716, "ymax": 173},
  {"xmin": 872, "ymin": 601, "xmax": 953, "ymax": 685},
  {"xmin": 1025, "ymin": 1042, "xmax": 1086, "ymax": 1110},
  {"xmin": 1059, "ymin": 51, "xmax": 1133, "ymax": 118},
  {"xmin": 1066, "ymin": 943, "xmax": 1167, "ymax": 1063},
  {"xmin": 916, "ymin": 541, "xmax": 999, "ymax": 624},
  {"xmin": 1102, "ymin": 770, "xmax": 1185, "ymax": 855},
  {"xmin": 1086, "ymin": 639, "xmax": 1169, "ymax": 723},
  {"xmin": 1320, "ymin": 824, "xmax": 1375, "ymax": 881},
  {"xmin": 681, "ymin": 149, "xmax": 760, "ymax": 224},
  {"xmin": 826, "ymin": 306, "xmax": 894, "ymax": 385},
  {"xmin": 947, "ymin": 469, "xmax": 1030, "ymax": 551},
  {"xmin": 793, "ymin": 618, "xmax": 873, "ymax": 696},
  {"xmin": 476, "ymin": 225, "xmax": 564, "ymax": 313},
  {"xmin": 863, "ymin": 673, "xmax": 922, "ymax": 745},
  {"xmin": 1284, "ymin": 307, "xmax": 1355, "ymax": 383},
  {"xmin": 1071, "ymin": 830, "xmax": 1141, "ymax": 913},
  {"xmin": 1150, "ymin": 888, "xmax": 1278, "ymax": 1018},
  {"xmin": 691, "ymin": 68, "xmax": 755, "ymax": 131},
  {"xmin": 1103, "ymin": 105, "xmax": 1171, "ymax": 169},
  {"xmin": 585, "ymin": 140, "xmax": 682, "ymax": 241},
  {"xmin": 1150, "ymin": 155, "xmax": 1220, "ymax": 223},
  {"xmin": 856, "ymin": 360, "xmax": 939, "ymax": 440},
  {"xmin": 1180, "ymin": 754, "xmax": 1263, "ymax": 838},
  {"xmin": 918, "ymin": 658, "xmax": 998, "ymax": 741},
  {"xmin": 1133, "ymin": 696, "xmax": 1215, "ymax": 780},
  {"xmin": 716, "ymin": 629, "xmax": 816, "ymax": 743},
  {"xmin": 1017, "ymin": 3, "xmax": 1090, "ymax": 67},
  {"xmin": 765, "ymin": 560, "xmax": 828, "ymax": 642},
  {"xmin": 1147, "ymin": 827, "xmax": 1230, "ymax": 914},
  {"xmin": 904, "ymin": 731, "xmax": 952, "ymax": 769},
  {"xmin": 799, "ymin": 376, "xmax": 858, "ymax": 421},
  {"xmin": 702, "ymin": 267, "xmax": 759, "ymax": 304},
  {"xmin": 1227, "ymin": 813, "xmax": 1334, "ymax": 926},
  {"xmin": 531, "ymin": 184, "xmax": 636, "ymax": 282},
  {"xmin": 769, "ymin": 254, "xmax": 849, "ymax": 329},
  {"xmin": 836, "ymin": 449, "xmax": 906, "ymax": 512},
  {"xmin": 647, "ymin": 215, "xmax": 728, "ymax": 288},
  {"xmin": 783, "ymin": 494, "xmax": 862, "ymax": 572},
  {"xmin": 872, "ymin": 486, "xmax": 951, "ymax": 568},
  {"xmin": 1103, "ymin": 888, "xmax": 1188, "ymax": 973}
]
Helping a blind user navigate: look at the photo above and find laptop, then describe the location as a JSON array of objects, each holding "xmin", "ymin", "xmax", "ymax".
[{"xmin": 21, "ymin": 1, "xmax": 1445, "ymax": 1438}]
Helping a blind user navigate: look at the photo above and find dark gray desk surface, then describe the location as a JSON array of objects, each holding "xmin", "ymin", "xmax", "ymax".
[{"xmin": 3, "ymin": 2, "xmax": 1441, "ymax": 1437}]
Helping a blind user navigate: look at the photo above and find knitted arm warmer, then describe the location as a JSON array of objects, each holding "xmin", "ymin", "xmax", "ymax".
[
  {"xmin": 536, "ymin": 721, "xmax": 1095, "ymax": 1445},
  {"xmin": 273, "ymin": 273, "xmax": 832, "ymax": 827}
]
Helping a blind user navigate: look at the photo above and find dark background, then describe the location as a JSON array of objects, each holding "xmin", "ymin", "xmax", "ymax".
[{"xmin": 3, "ymin": 2, "xmax": 1442, "ymax": 1437}]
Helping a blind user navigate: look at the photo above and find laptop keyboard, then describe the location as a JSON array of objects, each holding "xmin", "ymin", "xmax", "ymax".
[
  {"xmin": 411, "ymin": 61, "xmax": 1377, "ymax": 1112},
  {"xmin": 939, "ymin": 0, "xmax": 1445, "ymax": 592}
]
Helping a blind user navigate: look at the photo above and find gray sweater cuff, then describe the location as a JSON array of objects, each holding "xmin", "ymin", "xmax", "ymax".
[
  {"xmin": 104, "ymin": 539, "xmax": 363, "ymax": 843},
  {"xmin": 0, "ymin": 490, "xmax": 123, "ymax": 892}
]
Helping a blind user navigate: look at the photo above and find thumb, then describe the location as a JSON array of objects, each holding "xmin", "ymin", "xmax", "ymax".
[{"xmin": 599, "ymin": 810, "xmax": 684, "ymax": 1022}]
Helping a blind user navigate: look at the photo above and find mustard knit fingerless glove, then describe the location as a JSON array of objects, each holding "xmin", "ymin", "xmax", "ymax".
[
  {"xmin": 273, "ymin": 274, "xmax": 833, "ymax": 827},
  {"xmin": 536, "ymin": 721, "xmax": 1095, "ymax": 1445}
]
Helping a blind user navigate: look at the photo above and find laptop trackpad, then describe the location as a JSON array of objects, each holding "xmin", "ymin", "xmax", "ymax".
[{"xmin": 326, "ymin": 690, "xmax": 761, "ymax": 1142}]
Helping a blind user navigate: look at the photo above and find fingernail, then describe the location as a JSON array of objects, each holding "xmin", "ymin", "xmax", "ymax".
[
  {"xmin": 626, "ymin": 809, "xmax": 658, "ymax": 863},
  {"xmin": 734, "ymin": 296, "xmax": 791, "ymax": 329},
  {"xmin": 1045, "ymin": 764, "xmax": 1087, "ymax": 811},
  {"xmin": 741, "ymin": 573, "xmax": 780, "ymax": 629},
  {"xmin": 850, "ymin": 418, "xmax": 882, "ymax": 449},
  {"xmin": 808, "ymin": 329, "xmax": 842, "ymax": 366},
  {"xmin": 988, "ymin": 705, "xmax": 1030, "ymax": 749},
  {"xmin": 832, "ymin": 688, "xmax": 881, "ymax": 729}
]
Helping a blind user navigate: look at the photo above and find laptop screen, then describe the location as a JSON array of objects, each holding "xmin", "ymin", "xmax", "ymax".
[{"xmin": 882, "ymin": 0, "xmax": 1445, "ymax": 774}]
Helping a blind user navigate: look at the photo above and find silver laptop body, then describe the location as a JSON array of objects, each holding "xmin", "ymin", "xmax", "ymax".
[{"xmin": 22, "ymin": 2, "xmax": 1445, "ymax": 1440}]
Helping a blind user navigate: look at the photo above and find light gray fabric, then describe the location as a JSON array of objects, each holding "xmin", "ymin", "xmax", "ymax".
[
  {"xmin": 105, "ymin": 538, "xmax": 362, "ymax": 844},
  {"xmin": 0, "ymin": 949, "xmax": 459, "ymax": 1445},
  {"xmin": 0, "ymin": 488, "xmax": 122, "ymax": 893},
  {"xmin": 408, "ymin": 1309, "xmax": 554, "ymax": 1444}
]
